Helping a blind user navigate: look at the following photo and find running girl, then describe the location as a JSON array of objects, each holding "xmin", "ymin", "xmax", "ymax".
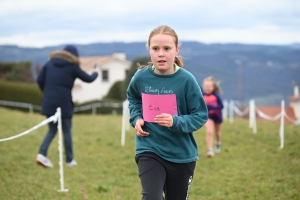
[
  {"xmin": 127, "ymin": 25, "xmax": 208, "ymax": 200},
  {"xmin": 202, "ymin": 76, "xmax": 224, "ymax": 158}
]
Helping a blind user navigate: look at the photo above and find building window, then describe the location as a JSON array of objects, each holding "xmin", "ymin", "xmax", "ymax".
[{"xmin": 102, "ymin": 70, "xmax": 109, "ymax": 82}]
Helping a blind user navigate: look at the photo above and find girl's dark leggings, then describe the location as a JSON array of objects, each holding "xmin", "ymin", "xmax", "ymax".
[{"xmin": 135, "ymin": 152, "xmax": 196, "ymax": 200}]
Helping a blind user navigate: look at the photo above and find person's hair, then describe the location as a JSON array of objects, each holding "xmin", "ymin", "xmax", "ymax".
[
  {"xmin": 203, "ymin": 76, "xmax": 222, "ymax": 94},
  {"xmin": 138, "ymin": 25, "xmax": 184, "ymax": 69}
]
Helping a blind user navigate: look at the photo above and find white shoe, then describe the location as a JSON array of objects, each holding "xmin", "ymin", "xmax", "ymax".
[
  {"xmin": 36, "ymin": 154, "xmax": 53, "ymax": 168},
  {"xmin": 207, "ymin": 149, "xmax": 215, "ymax": 158},
  {"xmin": 215, "ymin": 143, "xmax": 221, "ymax": 153},
  {"xmin": 66, "ymin": 160, "xmax": 77, "ymax": 167}
]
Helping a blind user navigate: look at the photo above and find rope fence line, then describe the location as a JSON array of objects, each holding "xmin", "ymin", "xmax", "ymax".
[
  {"xmin": 0, "ymin": 100, "xmax": 122, "ymax": 115},
  {"xmin": 121, "ymin": 98, "xmax": 299, "ymax": 148},
  {"xmin": 121, "ymin": 99, "xmax": 130, "ymax": 146},
  {"xmin": 0, "ymin": 108, "xmax": 68, "ymax": 192},
  {"xmin": 255, "ymin": 108, "xmax": 281, "ymax": 121},
  {"xmin": 0, "ymin": 114, "xmax": 58, "ymax": 142},
  {"xmin": 225, "ymin": 99, "xmax": 300, "ymax": 149},
  {"xmin": 233, "ymin": 106, "xmax": 249, "ymax": 117},
  {"xmin": 284, "ymin": 113, "xmax": 298, "ymax": 123},
  {"xmin": 1, "ymin": 99, "xmax": 299, "ymax": 149}
]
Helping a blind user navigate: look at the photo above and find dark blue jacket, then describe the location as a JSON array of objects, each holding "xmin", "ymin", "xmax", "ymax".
[{"xmin": 37, "ymin": 49, "xmax": 98, "ymax": 118}]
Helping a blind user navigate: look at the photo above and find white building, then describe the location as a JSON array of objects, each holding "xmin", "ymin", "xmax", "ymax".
[{"xmin": 72, "ymin": 53, "xmax": 131, "ymax": 104}]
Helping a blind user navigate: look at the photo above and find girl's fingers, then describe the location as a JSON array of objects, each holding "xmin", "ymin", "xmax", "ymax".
[
  {"xmin": 155, "ymin": 114, "xmax": 173, "ymax": 127},
  {"xmin": 135, "ymin": 121, "xmax": 149, "ymax": 137},
  {"xmin": 136, "ymin": 129, "xmax": 149, "ymax": 136},
  {"xmin": 156, "ymin": 120, "xmax": 171, "ymax": 127},
  {"xmin": 135, "ymin": 120, "xmax": 144, "ymax": 133},
  {"xmin": 142, "ymin": 131, "xmax": 150, "ymax": 136},
  {"xmin": 135, "ymin": 126, "xmax": 143, "ymax": 134},
  {"xmin": 136, "ymin": 131, "xmax": 149, "ymax": 137}
]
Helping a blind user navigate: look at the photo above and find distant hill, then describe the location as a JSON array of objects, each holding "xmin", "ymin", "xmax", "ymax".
[{"xmin": 0, "ymin": 42, "xmax": 299, "ymax": 105}]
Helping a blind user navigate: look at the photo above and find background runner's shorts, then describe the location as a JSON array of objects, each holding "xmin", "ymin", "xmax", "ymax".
[{"xmin": 208, "ymin": 113, "xmax": 223, "ymax": 124}]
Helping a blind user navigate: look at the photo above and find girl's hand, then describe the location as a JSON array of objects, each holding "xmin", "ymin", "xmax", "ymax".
[
  {"xmin": 135, "ymin": 119, "xmax": 149, "ymax": 137},
  {"xmin": 154, "ymin": 113, "xmax": 173, "ymax": 127}
]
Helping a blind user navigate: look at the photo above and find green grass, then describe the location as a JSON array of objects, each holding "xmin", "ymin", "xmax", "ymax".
[{"xmin": 0, "ymin": 107, "xmax": 299, "ymax": 200}]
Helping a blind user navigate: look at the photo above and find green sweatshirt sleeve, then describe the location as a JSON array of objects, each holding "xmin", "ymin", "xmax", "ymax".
[
  {"xmin": 126, "ymin": 75, "xmax": 143, "ymax": 127},
  {"xmin": 169, "ymin": 85, "xmax": 208, "ymax": 134}
]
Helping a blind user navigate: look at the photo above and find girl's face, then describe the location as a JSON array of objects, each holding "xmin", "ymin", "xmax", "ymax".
[
  {"xmin": 149, "ymin": 34, "xmax": 180, "ymax": 75},
  {"xmin": 203, "ymin": 80, "xmax": 214, "ymax": 94}
]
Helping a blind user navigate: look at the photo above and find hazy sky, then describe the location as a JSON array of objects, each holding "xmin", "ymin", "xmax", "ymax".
[{"xmin": 1, "ymin": 0, "xmax": 299, "ymax": 47}]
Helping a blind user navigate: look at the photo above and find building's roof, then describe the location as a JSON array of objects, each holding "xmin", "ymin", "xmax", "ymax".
[
  {"xmin": 79, "ymin": 53, "xmax": 130, "ymax": 71},
  {"xmin": 79, "ymin": 56, "xmax": 111, "ymax": 71},
  {"xmin": 289, "ymin": 96, "xmax": 300, "ymax": 102}
]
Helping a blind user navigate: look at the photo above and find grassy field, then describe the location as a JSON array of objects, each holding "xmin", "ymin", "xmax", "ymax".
[{"xmin": 0, "ymin": 107, "xmax": 299, "ymax": 200}]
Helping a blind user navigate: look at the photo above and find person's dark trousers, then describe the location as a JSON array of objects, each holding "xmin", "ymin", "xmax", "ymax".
[
  {"xmin": 39, "ymin": 117, "xmax": 73, "ymax": 162},
  {"xmin": 135, "ymin": 152, "xmax": 196, "ymax": 200}
]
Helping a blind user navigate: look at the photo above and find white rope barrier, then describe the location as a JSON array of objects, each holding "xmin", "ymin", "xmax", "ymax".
[
  {"xmin": 229, "ymin": 100, "xmax": 235, "ymax": 124},
  {"xmin": 233, "ymin": 106, "xmax": 249, "ymax": 116},
  {"xmin": 249, "ymin": 100, "xmax": 257, "ymax": 134},
  {"xmin": 222, "ymin": 100, "xmax": 229, "ymax": 120},
  {"xmin": 230, "ymin": 99, "xmax": 300, "ymax": 149},
  {"xmin": 255, "ymin": 108, "xmax": 282, "ymax": 121},
  {"xmin": 279, "ymin": 101, "xmax": 285, "ymax": 149},
  {"xmin": 121, "ymin": 99, "xmax": 130, "ymax": 146},
  {"xmin": 0, "ymin": 114, "xmax": 58, "ymax": 142},
  {"xmin": 284, "ymin": 112, "xmax": 299, "ymax": 124},
  {"xmin": 56, "ymin": 108, "xmax": 68, "ymax": 192},
  {"xmin": 0, "ymin": 107, "xmax": 68, "ymax": 192}
]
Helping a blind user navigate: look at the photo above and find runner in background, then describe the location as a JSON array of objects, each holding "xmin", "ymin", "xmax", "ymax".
[{"xmin": 202, "ymin": 76, "xmax": 224, "ymax": 158}]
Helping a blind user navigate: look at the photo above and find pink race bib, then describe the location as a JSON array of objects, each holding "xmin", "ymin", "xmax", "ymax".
[{"xmin": 142, "ymin": 93, "xmax": 178, "ymax": 122}]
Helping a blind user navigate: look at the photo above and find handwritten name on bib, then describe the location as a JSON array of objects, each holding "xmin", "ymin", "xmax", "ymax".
[{"xmin": 142, "ymin": 93, "xmax": 178, "ymax": 122}]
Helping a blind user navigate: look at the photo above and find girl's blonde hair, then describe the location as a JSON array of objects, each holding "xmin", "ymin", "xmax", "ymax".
[
  {"xmin": 138, "ymin": 25, "xmax": 184, "ymax": 69},
  {"xmin": 203, "ymin": 76, "xmax": 222, "ymax": 94}
]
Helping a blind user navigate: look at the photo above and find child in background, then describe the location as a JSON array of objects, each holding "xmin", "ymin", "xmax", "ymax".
[
  {"xmin": 127, "ymin": 25, "xmax": 208, "ymax": 200},
  {"xmin": 202, "ymin": 76, "xmax": 224, "ymax": 158}
]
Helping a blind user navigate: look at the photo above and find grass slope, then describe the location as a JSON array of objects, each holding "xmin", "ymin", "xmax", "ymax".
[{"xmin": 0, "ymin": 107, "xmax": 299, "ymax": 200}]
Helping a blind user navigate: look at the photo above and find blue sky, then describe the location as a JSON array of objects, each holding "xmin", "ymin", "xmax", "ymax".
[{"xmin": 1, "ymin": 0, "xmax": 299, "ymax": 47}]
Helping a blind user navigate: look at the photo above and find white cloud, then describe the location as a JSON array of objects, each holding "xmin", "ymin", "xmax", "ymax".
[
  {"xmin": 179, "ymin": 25, "xmax": 300, "ymax": 45},
  {"xmin": 0, "ymin": 0, "xmax": 299, "ymax": 46},
  {"xmin": 0, "ymin": 29, "xmax": 149, "ymax": 47},
  {"xmin": 1, "ymin": 24, "xmax": 299, "ymax": 47}
]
